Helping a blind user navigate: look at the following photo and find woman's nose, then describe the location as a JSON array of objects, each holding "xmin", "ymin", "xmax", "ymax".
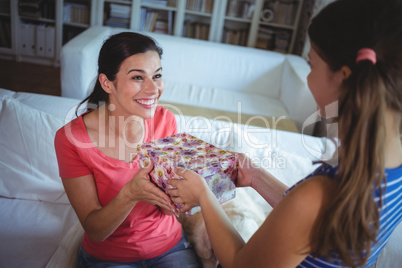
[{"xmin": 144, "ymin": 78, "xmax": 158, "ymax": 93}]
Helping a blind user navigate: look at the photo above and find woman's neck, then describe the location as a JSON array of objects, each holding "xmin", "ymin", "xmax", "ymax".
[{"xmin": 100, "ymin": 104, "xmax": 145, "ymax": 148}]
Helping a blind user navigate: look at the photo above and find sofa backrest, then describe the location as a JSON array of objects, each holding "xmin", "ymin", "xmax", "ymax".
[
  {"xmin": 140, "ymin": 30, "xmax": 286, "ymax": 97},
  {"xmin": 61, "ymin": 26, "xmax": 286, "ymax": 100}
]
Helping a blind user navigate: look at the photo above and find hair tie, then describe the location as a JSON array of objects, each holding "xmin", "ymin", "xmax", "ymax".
[{"xmin": 356, "ymin": 48, "xmax": 377, "ymax": 64}]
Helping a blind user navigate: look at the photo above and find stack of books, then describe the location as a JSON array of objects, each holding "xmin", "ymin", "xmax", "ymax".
[
  {"xmin": 255, "ymin": 26, "xmax": 274, "ymax": 50},
  {"xmin": 262, "ymin": 0, "xmax": 298, "ymax": 26},
  {"xmin": 273, "ymin": 30, "xmax": 290, "ymax": 53},
  {"xmin": 64, "ymin": 2, "xmax": 90, "ymax": 24},
  {"xmin": 255, "ymin": 26, "xmax": 290, "ymax": 52},
  {"xmin": 142, "ymin": 0, "xmax": 169, "ymax": 7},
  {"xmin": 105, "ymin": 3, "xmax": 130, "ymax": 28},
  {"xmin": 226, "ymin": 0, "xmax": 254, "ymax": 19},
  {"xmin": 222, "ymin": 28, "xmax": 248, "ymax": 46},
  {"xmin": 186, "ymin": 0, "xmax": 214, "ymax": 13},
  {"xmin": 19, "ymin": 0, "xmax": 42, "ymax": 18},
  {"xmin": 140, "ymin": 8, "xmax": 173, "ymax": 34},
  {"xmin": 18, "ymin": 0, "xmax": 55, "ymax": 20},
  {"xmin": 183, "ymin": 20, "xmax": 209, "ymax": 40}
]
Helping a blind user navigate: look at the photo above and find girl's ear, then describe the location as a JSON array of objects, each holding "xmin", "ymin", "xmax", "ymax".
[
  {"xmin": 333, "ymin": 65, "xmax": 352, "ymax": 86},
  {"xmin": 99, "ymin": 73, "xmax": 112, "ymax": 94},
  {"xmin": 340, "ymin": 65, "xmax": 352, "ymax": 81}
]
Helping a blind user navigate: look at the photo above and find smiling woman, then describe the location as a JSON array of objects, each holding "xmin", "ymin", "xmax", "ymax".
[
  {"xmin": 99, "ymin": 50, "xmax": 164, "ymax": 120},
  {"xmin": 54, "ymin": 32, "xmax": 200, "ymax": 267}
]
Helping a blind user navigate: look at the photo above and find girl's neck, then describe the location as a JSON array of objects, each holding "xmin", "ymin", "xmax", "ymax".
[{"xmin": 384, "ymin": 110, "xmax": 402, "ymax": 168}]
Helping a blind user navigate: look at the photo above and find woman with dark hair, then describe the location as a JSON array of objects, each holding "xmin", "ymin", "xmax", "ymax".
[
  {"xmin": 167, "ymin": 0, "xmax": 402, "ymax": 267},
  {"xmin": 55, "ymin": 32, "xmax": 199, "ymax": 267}
]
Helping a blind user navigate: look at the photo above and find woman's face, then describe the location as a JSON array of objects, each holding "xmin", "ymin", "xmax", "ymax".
[
  {"xmin": 104, "ymin": 50, "xmax": 164, "ymax": 119},
  {"xmin": 307, "ymin": 47, "xmax": 341, "ymax": 117}
]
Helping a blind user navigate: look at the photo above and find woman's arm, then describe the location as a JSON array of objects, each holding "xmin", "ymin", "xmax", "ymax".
[
  {"xmin": 168, "ymin": 169, "xmax": 332, "ymax": 268},
  {"xmin": 62, "ymin": 161, "xmax": 175, "ymax": 242},
  {"xmin": 236, "ymin": 153, "xmax": 288, "ymax": 208}
]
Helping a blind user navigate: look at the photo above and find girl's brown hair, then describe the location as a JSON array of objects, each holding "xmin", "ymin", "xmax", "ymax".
[{"xmin": 308, "ymin": 0, "xmax": 402, "ymax": 266}]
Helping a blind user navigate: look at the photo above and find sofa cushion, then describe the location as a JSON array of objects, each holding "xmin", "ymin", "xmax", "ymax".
[
  {"xmin": 0, "ymin": 88, "xmax": 16, "ymax": 98},
  {"xmin": 0, "ymin": 198, "xmax": 77, "ymax": 268},
  {"xmin": 0, "ymin": 96, "xmax": 68, "ymax": 203},
  {"xmin": 13, "ymin": 92, "xmax": 81, "ymax": 120}
]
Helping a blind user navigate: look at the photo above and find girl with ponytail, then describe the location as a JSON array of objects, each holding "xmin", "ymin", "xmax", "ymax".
[{"xmin": 167, "ymin": 0, "xmax": 402, "ymax": 267}]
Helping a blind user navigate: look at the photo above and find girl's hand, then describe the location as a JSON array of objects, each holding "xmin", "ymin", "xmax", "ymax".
[
  {"xmin": 235, "ymin": 152, "xmax": 257, "ymax": 188},
  {"xmin": 167, "ymin": 167, "xmax": 210, "ymax": 213},
  {"xmin": 125, "ymin": 160, "xmax": 175, "ymax": 213}
]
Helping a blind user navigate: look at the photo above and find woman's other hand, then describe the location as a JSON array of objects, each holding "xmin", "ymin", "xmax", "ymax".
[{"xmin": 125, "ymin": 160, "xmax": 175, "ymax": 213}]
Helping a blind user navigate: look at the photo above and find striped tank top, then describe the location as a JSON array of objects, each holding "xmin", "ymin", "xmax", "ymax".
[{"xmin": 286, "ymin": 164, "xmax": 402, "ymax": 267}]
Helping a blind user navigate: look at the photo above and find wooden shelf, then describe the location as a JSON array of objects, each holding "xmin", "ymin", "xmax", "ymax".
[{"xmin": 0, "ymin": 0, "xmax": 303, "ymax": 66}]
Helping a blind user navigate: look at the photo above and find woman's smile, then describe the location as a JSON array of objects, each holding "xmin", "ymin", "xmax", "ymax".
[{"xmin": 135, "ymin": 97, "xmax": 157, "ymax": 108}]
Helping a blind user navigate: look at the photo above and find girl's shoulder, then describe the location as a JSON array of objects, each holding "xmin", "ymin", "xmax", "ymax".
[
  {"xmin": 286, "ymin": 174, "xmax": 337, "ymax": 204},
  {"xmin": 284, "ymin": 164, "xmax": 338, "ymax": 197}
]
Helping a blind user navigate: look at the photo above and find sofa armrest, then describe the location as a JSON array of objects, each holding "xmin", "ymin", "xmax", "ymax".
[
  {"xmin": 61, "ymin": 26, "xmax": 113, "ymax": 100},
  {"xmin": 280, "ymin": 55, "xmax": 316, "ymax": 134}
]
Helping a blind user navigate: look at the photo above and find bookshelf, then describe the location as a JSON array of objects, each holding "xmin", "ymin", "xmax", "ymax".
[
  {"xmin": 0, "ymin": 0, "xmax": 304, "ymax": 66},
  {"xmin": 0, "ymin": 0, "xmax": 96, "ymax": 66},
  {"xmin": 63, "ymin": 0, "xmax": 95, "ymax": 45},
  {"xmin": 181, "ymin": 0, "xmax": 220, "ymax": 41},
  {"xmin": 254, "ymin": 0, "xmax": 303, "ymax": 53},
  {"xmin": 97, "ymin": 0, "xmax": 180, "ymax": 35},
  {"xmin": 216, "ymin": 0, "xmax": 303, "ymax": 52},
  {"xmin": 216, "ymin": 0, "xmax": 262, "ymax": 47},
  {"xmin": 15, "ymin": 0, "xmax": 60, "ymax": 65}
]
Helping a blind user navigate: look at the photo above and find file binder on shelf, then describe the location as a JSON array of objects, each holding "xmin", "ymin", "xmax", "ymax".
[
  {"xmin": 36, "ymin": 24, "xmax": 46, "ymax": 57},
  {"xmin": 45, "ymin": 26, "xmax": 55, "ymax": 58},
  {"xmin": 20, "ymin": 23, "xmax": 36, "ymax": 56}
]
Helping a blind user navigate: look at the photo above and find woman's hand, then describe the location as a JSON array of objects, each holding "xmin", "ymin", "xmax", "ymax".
[
  {"xmin": 167, "ymin": 167, "xmax": 210, "ymax": 213},
  {"xmin": 125, "ymin": 160, "xmax": 175, "ymax": 213},
  {"xmin": 159, "ymin": 207, "xmax": 176, "ymax": 216}
]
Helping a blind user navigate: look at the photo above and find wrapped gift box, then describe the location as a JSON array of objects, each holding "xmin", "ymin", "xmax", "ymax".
[{"xmin": 137, "ymin": 132, "xmax": 238, "ymax": 215}]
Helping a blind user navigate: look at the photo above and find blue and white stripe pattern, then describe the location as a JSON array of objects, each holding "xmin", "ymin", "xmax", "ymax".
[{"xmin": 286, "ymin": 164, "xmax": 402, "ymax": 267}]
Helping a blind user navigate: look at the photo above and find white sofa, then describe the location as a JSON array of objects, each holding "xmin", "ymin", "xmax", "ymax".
[
  {"xmin": 61, "ymin": 26, "xmax": 316, "ymax": 134},
  {"xmin": 0, "ymin": 87, "xmax": 401, "ymax": 268}
]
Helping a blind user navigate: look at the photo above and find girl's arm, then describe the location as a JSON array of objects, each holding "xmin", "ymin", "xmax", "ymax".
[
  {"xmin": 168, "ymin": 169, "xmax": 332, "ymax": 268},
  {"xmin": 62, "ymin": 161, "xmax": 175, "ymax": 242},
  {"xmin": 236, "ymin": 153, "xmax": 288, "ymax": 207}
]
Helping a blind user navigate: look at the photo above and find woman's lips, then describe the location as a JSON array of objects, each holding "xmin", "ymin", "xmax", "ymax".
[{"xmin": 136, "ymin": 98, "xmax": 157, "ymax": 108}]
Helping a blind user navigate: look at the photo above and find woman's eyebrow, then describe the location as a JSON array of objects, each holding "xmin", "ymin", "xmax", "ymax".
[
  {"xmin": 127, "ymin": 67, "xmax": 162, "ymax": 74},
  {"xmin": 127, "ymin": 69, "xmax": 144, "ymax": 74}
]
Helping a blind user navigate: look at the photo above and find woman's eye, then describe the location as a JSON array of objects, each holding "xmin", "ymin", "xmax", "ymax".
[
  {"xmin": 154, "ymin": 74, "xmax": 162, "ymax": 79},
  {"xmin": 132, "ymin": 76, "xmax": 143, "ymax": 80}
]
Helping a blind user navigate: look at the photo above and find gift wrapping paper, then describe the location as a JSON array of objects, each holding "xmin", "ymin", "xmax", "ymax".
[{"xmin": 137, "ymin": 132, "xmax": 238, "ymax": 215}]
